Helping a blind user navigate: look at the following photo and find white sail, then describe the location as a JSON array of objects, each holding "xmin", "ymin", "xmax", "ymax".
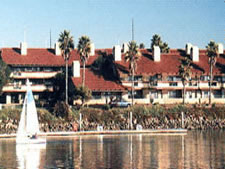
[
  {"xmin": 16, "ymin": 79, "xmax": 46, "ymax": 144},
  {"xmin": 17, "ymin": 94, "xmax": 27, "ymax": 138},
  {"xmin": 25, "ymin": 82, "xmax": 40, "ymax": 135}
]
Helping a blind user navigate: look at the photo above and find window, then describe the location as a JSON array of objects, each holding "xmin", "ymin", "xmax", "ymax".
[
  {"xmin": 128, "ymin": 76, "xmax": 142, "ymax": 82},
  {"xmin": 149, "ymin": 81, "xmax": 158, "ymax": 86},
  {"xmin": 211, "ymin": 82, "xmax": 217, "ymax": 86},
  {"xmin": 149, "ymin": 75, "xmax": 158, "ymax": 86},
  {"xmin": 150, "ymin": 91, "xmax": 158, "ymax": 99},
  {"xmin": 25, "ymin": 67, "xmax": 33, "ymax": 72},
  {"xmin": 149, "ymin": 74, "xmax": 162, "ymax": 81},
  {"xmin": 11, "ymin": 94, "xmax": 19, "ymax": 103},
  {"xmin": 169, "ymin": 82, "xmax": 178, "ymax": 86},
  {"xmin": 200, "ymin": 76, "xmax": 209, "ymax": 81},
  {"xmin": 92, "ymin": 92, "xmax": 102, "ymax": 99},
  {"xmin": 128, "ymin": 90, "xmax": 143, "ymax": 99},
  {"xmin": 189, "ymin": 82, "xmax": 197, "ymax": 86},
  {"xmin": 168, "ymin": 90, "xmax": 182, "ymax": 98},
  {"xmin": 213, "ymin": 76, "xmax": 221, "ymax": 82},
  {"xmin": 203, "ymin": 91, "xmax": 209, "ymax": 98},
  {"xmin": 213, "ymin": 90, "xmax": 223, "ymax": 98},
  {"xmin": 222, "ymin": 76, "xmax": 225, "ymax": 82},
  {"xmin": 195, "ymin": 91, "xmax": 199, "ymax": 98},
  {"xmin": 187, "ymin": 91, "xmax": 192, "ymax": 98},
  {"xmin": 167, "ymin": 76, "xmax": 181, "ymax": 81},
  {"xmin": 134, "ymin": 76, "xmax": 142, "ymax": 81},
  {"xmin": 43, "ymin": 67, "xmax": 53, "ymax": 72}
]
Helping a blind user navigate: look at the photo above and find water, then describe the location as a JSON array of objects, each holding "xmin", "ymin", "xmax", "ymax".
[{"xmin": 0, "ymin": 130, "xmax": 224, "ymax": 169}]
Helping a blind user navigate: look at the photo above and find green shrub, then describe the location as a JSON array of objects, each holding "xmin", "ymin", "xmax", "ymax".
[
  {"xmin": 38, "ymin": 108, "xmax": 57, "ymax": 124},
  {"xmin": 0, "ymin": 108, "xmax": 21, "ymax": 121}
]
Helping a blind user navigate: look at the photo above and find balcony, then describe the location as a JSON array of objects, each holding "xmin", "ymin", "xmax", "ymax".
[
  {"xmin": 11, "ymin": 71, "xmax": 60, "ymax": 79},
  {"xmin": 2, "ymin": 84, "xmax": 53, "ymax": 92}
]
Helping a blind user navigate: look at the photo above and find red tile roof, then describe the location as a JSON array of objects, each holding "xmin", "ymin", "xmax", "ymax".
[
  {"xmin": 71, "ymin": 68, "xmax": 126, "ymax": 91},
  {"xmin": 116, "ymin": 49, "xmax": 225, "ymax": 75},
  {"xmin": 1, "ymin": 48, "xmax": 111, "ymax": 67},
  {"xmin": 1, "ymin": 48, "xmax": 65, "ymax": 66},
  {"xmin": 1, "ymin": 47, "xmax": 225, "ymax": 76}
]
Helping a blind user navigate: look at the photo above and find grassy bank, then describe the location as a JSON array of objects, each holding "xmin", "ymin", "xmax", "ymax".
[{"xmin": 0, "ymin": 104, "xmax": 224, "ymax": 134}]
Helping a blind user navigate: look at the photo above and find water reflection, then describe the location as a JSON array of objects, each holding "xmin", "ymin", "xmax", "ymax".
[
  {"xmin": 16, "ymin": 144, "xmax": 46, "ymax": 169},
  {"xmin": 65, "ymin": 132, "xmax": 224, "ymax": 169},
  {"xmin": 0, "ymin": 131, "xmax": 224, "ymax": 168}
]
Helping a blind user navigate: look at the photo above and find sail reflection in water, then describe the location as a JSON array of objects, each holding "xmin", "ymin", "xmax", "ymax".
[{"xmin": 16, "ymin": 144, "xmax": 46, "ymax": 169}]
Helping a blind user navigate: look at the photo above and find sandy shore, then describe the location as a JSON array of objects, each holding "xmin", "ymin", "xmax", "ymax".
[{"xmin": 0, "ymin": 129, "xmax": 187, "ymax": 138}]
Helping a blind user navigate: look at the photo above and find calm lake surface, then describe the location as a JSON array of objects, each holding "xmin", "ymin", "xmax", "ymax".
[{"xmin": 0, "ymin": 130, "xmax": 224, "ymax": 169}]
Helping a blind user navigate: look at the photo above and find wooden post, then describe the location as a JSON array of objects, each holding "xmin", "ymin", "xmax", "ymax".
[
  {"xmin": 181, "ymin": 112, "xmax": 184, "ymax": 128},
  {"xmin": 130, "ymin": 112, "xmax": 133, "ymax": 130},
  {"xmin": 79, "ymin": 113, "xmax": 82, "ymax": 131}
]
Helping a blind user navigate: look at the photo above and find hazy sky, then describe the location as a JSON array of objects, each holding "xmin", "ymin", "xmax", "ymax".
[{"xmin": 0, "ymin": 0, "xmax": 224, "ymax": 49}]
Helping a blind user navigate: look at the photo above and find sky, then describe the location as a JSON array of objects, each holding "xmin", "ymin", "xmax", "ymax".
[{"xmin": 0, "ymin": 0, "xmax": 224, "ymax": 49}]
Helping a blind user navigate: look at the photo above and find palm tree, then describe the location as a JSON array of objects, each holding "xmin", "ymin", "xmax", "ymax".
[
  {"xmin": 77, "ymin": 36, "xmax": 91, "ymax": 87},
  {"xmin": 179, "ymin": 56, "xmax": 192, "ymax": 104},
  {"xmin": 151, "ymin": 34, "xmax": 161, "ymax": 49},
  {"xmin": 151, "ymin": 34, "xmax": 170, "ymax": 53},
  {"xmin": 206, "ymin": 40, "xmax": 218, "ymax": 105},
  {"xmin": 139, "ymin": 43, "xmax": 145, "ymax": 49},
  {"xmin": 58, "ymin": 30, "xmax": 74, "ymax": 105},
  {"xmin": 161, "ymin": 42, "xmax": 170, "ymax": 53},
  {"xmin": 125, "ymin": 41, "xmax": 140, "ymax": 106}
]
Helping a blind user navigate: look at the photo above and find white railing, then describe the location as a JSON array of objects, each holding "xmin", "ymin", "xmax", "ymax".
[
  {"xmin": 2, "ymin": 84, "xmax": 53, "ymax": 92},
  {"xmin": 11, "ymin": 71, "xmax": 60, "ymax": 79}
]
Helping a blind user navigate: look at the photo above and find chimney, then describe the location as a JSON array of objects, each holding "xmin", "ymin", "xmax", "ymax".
[
  {"xmin": 113, "ymin": 45, "xmax": 121, "ymax": 61},
  {"xmin": 153, "ymin": 45, "xmax": 160, "ymax": 62},
  {"xmin": 72, "ymin": 61, "xmax": 80, "ymax": 77},
  {"xmin": 185, "ymin": 43, "xmax": 192, "ymax": 55},
  {"xmin": 218, "ymin": 43, "xmax": 224, "ymax": 54},
  {"xmin": 55, "ymin": 42, "xmax": 61, "ymax": 55},
  {"xmin": 122, "ymin": 43, "xmax": 129, "ymax": 53},
  {"xmin": 20, "ymin": 42, "xmax": 27, "ymax": 55},
  {"xmin": 190, "ymin": 46, "xmax": 199, "ymax": 62},
  {"xmin": 90, "ymin": 43, "xmax": 95, "ymax": 56}
]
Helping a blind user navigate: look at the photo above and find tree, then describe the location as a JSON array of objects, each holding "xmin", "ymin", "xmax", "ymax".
[
  {"xmin": 0, "ymin": 58, "xmax": 11, "ymax": 95},
  {"xmin": 125, "ymin": 41, "xmax": 140, "ymax": 106},
  {"xmin": 77, "ymin": 36, "xmax": 91, "ymax": 87},
  {"xmin": 74, "ymin": 85, "xmax": 92, "ymax": 107},
  {"xmin": 151, "ymin": 34, "xmax": 161, "ymax": 48},
  {"xmin": 161, "ymin": 42, "xmax": 169, "ymax": 53},
  {"xmin": 206, "ymin": 40, "xmax": 218, "ymax": 105},
  {"xmin": 58, "ymin": 30, "xmax": 74, "ymax": 105},
  {"xmin": 91, "ymin": 51, "xmax": 119, "ymax": 81},
  {"xmin": 139, "ymin": 43, "xmax": 145, "ymax": 49},
  {"xmin": 179, "ymin": 56, "xmax": 192, "ymax": 104},
  {"xmin": 51, "ymin": 73, "xmax": 66, "ymax": 103},
  {"xmin": 151, "ymin": 34, "xmax": 170, "ymax": 53}
]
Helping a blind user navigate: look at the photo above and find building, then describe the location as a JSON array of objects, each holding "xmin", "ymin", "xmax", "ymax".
[
  {"xmin": 1, "ymin": 42, "xmax": 224, "ymax": 105},
  {"xmin": 0, "ymin": 42, "xmax": 65, "ymax": 104}
]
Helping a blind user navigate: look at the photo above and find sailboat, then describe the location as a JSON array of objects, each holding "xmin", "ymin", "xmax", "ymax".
[{"xmin": 16, "ymin": 79, "xmax": 46, "ymax": 144}]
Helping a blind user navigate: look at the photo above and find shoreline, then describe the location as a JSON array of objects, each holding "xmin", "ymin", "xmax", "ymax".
[{"xmin": 0, "ymin": 129, "xmax": 187, "ymax": 138}]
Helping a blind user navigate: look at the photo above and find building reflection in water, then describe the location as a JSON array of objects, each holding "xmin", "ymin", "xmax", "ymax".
[
  {"xmin": 16, "ymin": 143, "xmax": 46, "ymax": 169},
  {"xmin": 41, "ymin": 131, "xmax": 224, "ymax": 169},
  {"xmin": 70, "ymin": 131, "xmax": 223, "ymax": 168}
]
